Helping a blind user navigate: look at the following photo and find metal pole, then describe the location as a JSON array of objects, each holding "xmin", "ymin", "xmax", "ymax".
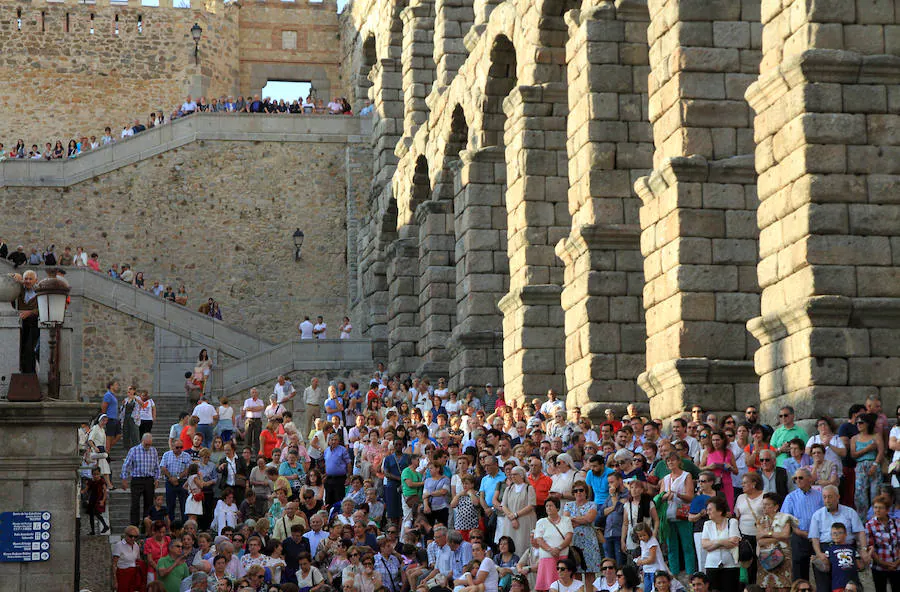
[{"xmin": 48, "ymin": 324, "xmax": 60, "ymax": 399}]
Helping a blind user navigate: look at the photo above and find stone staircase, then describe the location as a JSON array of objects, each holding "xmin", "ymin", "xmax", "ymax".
[{"xmin": 0, "ymin": 113, "xmax": 371, "ymax": 188}]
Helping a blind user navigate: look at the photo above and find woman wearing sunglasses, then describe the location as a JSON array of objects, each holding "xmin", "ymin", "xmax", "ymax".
[{"xmin": 549, "ymin": 557, "xmax": 581, "ymax": 592}]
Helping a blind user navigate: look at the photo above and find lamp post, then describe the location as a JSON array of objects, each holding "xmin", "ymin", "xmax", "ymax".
[
  {"xmin": 34, "ymin": 276, "xmax": 70, "ymax": 399},
  {"xmin": 191, "ymin": 23, "xmax": 202, "ymax": 66},
  {"xmin": 293, "ymin": 228, "xmax": 305, "ymax": 261}
]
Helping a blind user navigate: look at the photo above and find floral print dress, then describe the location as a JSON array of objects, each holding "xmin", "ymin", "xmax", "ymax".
[{"xmin": 564, "ymin": 500, "xmax": 602, "ymax": 574}]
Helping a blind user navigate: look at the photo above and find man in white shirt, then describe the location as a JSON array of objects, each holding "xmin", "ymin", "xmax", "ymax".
[
  {"xmin": 192, "ymin": 397, "xmax": 218, "ymax": 447},
  {"xmin": 303, "ymin": 377, "xmax": 325, "ymax": 436},
  {"xmin": 274, "ymin": 375, "xmax": 296, "ymax": 413},
  {"xmin": 121, "ymin": 125, "xmax": 134, "ymax": 139},
  {"xmin": 313, "ymin": 316, "xmax": 327, "ymax": 339},
  {"xmin": 298, "ymin": 316, "xmax": 314, "ymax": 339},
  {"xmin": 181, "ymin": 95, "xmax": 197, "ymax": 115},
  {"xmin": 434, "ymin": 377, "xmax": 449, "ymax": 400},
  {"xmin": 539, "ymin": 389, "xmax": 565, "ymax": 418},
  {"xmin": 242, "ymin": 388, "xmax": 265, "ymax": 454}
]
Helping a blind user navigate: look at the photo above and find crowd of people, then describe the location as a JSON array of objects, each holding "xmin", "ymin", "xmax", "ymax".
[
  {"xmin": 0, "ymin": 239, "xmax": 223, "ymax": 313},
  {"xmin": 0, "ymin": 94, "xmax": 371, "ymax": 162},
  {"xmin": 80, "ymin": 367, "xmax": 900, "ymax": 592}
]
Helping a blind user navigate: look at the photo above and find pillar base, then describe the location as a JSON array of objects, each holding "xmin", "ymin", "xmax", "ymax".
[
  {"xmin": 638, "ymin": 358, "xmax": 757, "ymax": 425},
  {"xmin": 498, "ymin": 284, "xmax": 566, "ymax": 403},
  {"xmin": 748, "ymin": 295, "xmax": 900, "ymax": 425},
  {"xmin": 448, "ymin": 329, "xmax": 503, "ymax": 391}
]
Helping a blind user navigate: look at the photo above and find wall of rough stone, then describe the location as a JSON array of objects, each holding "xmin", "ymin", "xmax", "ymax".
[
  {"xmin": 238, "ymin": 0, "xmax": 344, "ymax": 101},
  {"xmin": 0, "ymin": 139, "xmax": 354, "ymax": 342},
  {"xmin": 0, "ymin": 0, "xmax": 239, "ymax": 145},
  {"xmin": 80, "ymin": 300, "xmax": 155, "ymax": 402}
]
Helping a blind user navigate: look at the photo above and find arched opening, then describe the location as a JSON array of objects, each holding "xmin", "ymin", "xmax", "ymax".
[
  {"xmin": 410, "ymin": 155, "xmax": 430, "ymax": 214},
  {"xmin": 356, "ymin": 35, "xmax": 377, "ymax": 108},
  {"xmin": 482, "ymin": 35, "xmax": 517, "ymax": 147}
]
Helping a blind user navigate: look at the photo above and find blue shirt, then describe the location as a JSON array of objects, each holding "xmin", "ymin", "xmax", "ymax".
[
  {"xmin": 159, "ymin": 450, "xmax": 193, "ymax": 481},
  {"xmin": 324, "ymin": 444, "xmax": 351, "ymax": 476},
  {"xmin": 303, "ymin": 529, "xmax": 329, "ymax": 556},
  {"xmin": 586, "ymin": 468, "xmax": 614, "ymax": 505},
  {"xmin": 451, "ymin": 540, "xmax": 473, "ymax": 578},
  {"xmin": 781, "ymin": 487, "xmax": 824, "ymax": 531},
  {"xmin": 324, "ymin": 397, "xmax": 343, "ymax": 421},
  {"xmin": 809, "ymin": 504, "xmax": 865, "ymax": 543},
  {"xmin": 103, "ymin": 390, "xmax": 119, "ymax": 420},
  {"xmin": 121, "ymin": 444, "xmax": 160, "ymax": 480},
  {"xmin": 479, "ymin": 471, "xmax": 506, "ymax": 507}
]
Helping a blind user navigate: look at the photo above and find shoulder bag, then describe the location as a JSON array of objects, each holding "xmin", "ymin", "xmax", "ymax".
[{"xmin": 550, "ymin": 516, "xmax": 585, "ymax": 571}]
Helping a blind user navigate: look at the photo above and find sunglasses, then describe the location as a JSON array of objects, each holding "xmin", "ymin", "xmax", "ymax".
[
  {"xmin": 572, "ymin": 488, "xmax": 585, "ymax": 494},
  {"xmin": 350, "ymin": 553, "xmax": 360, "ymax": 557},
  {"xmin": 760, "ymin": 458, "xmax": 774, "ymax": 462},
  {"xmin": 557, "ymin": 566, "xmax": 570, "ymax": 572},
  {"xmin": 779, "ymin": 413, "xmax": 791, "ymax": 418},
  {"xmin": 798, "ymin": 588, "xmax": 812, "ymax": 592},
  {"xmin": 724, "ymin": 419, "xmax": 735, "ymax": 424},
  {"xmin": 603, "ymin": 566, "xmax": 616, "ymax": 571},
  {"xmin": 793, "ymin": 476, "xmax": 805, "ymax": 481}
]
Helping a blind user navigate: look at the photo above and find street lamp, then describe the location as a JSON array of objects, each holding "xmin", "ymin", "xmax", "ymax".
[
  {"xmin": 293, "ymin": 228, "xmax": 305, "ymax": 261},
  {"xmin": 35, "ymin": 275, "xmax": 70, "ymax": 399},
  {"xmin": 191, "ymin": 23, "xmax": 202, "ymax": 65}
]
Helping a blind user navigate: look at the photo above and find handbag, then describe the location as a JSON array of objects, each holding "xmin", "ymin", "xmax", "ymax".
[
  {"xmin": 192, "ymin": 490, "xmax": 205, "ymax": 502},
  {"xmin": 758, "ymin": 547, "xmax": 785, "ymax": 571},
  {"xmin": 738, "ymin": 538, "xmax": 755, "ymax": 565},
  {"xmin": 675, "ymin": 505, "xmax": 689, "ymax": 521}
]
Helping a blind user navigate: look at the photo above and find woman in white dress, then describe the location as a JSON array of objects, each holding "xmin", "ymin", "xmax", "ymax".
[
  {"xmin": 184, "ymin": 464, "xmax": 204, "ymax": 520},
  {"xmin": 340, "ymin": 317, "xmax": 353, "ymax": 339}
]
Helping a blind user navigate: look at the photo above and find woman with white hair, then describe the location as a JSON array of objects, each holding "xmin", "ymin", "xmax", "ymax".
[
  {"xmin": 495, "ymin": 465, "xmax": 536, "ymax": 554},
  {"xmin": 550, "ymin": 453, "xmax": 577, "ymax": 500}
]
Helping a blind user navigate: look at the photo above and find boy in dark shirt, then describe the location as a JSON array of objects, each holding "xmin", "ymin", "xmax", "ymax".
[{"xmin": 827, "ymin": 523, "xmax": 864, "ymax": 592}]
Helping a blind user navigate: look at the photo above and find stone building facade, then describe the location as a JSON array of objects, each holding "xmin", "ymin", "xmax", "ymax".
[
  {"xmin": 0, "ymin": 0, "xmax": 343, "ymax": 144},
  {"xmin": 343, "ymin": 0, "xmax": 900, "ymax": 422}
]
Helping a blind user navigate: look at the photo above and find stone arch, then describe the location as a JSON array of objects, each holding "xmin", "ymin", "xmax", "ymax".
[
  {"xmin": 245, "ymin": 63, "xmax": 332, "ymax": 101},
  {"xmin": 410, "ymin": 155, "xmax": 431, "ymax": 215},
  {"xmin": 480, "ymin": 34, "xmax": 517, "ymax": 148},
  {"xmin": 354, "ymin": 35, "xmax": 377, "ymax": 108}
]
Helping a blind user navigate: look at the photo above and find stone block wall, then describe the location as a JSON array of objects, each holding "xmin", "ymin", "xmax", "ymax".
[
  {"xmin": 0, "ymin": 139, "xmax": 355, "ymax": 343},
  {"xmin": 636, "ymin": 0, "xmax": 762, "ymax": 421},
  {"xmin": 746, "ymin": 0, "xmax": 900, "ymax": 421},
  {"xmin": 0, "ymin": 0, "xmax": 239, "ymax": 144},
  {"xmin": 237, "ymin": 0, "xmax": 343, "ymax": 100},
  {"xmin": 81, "ymin": 301, "xmax": 155, "ymax": 396},
  {"xmin": 557, "ymin": 0, "xmax": 651, "ymax": 419}
]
